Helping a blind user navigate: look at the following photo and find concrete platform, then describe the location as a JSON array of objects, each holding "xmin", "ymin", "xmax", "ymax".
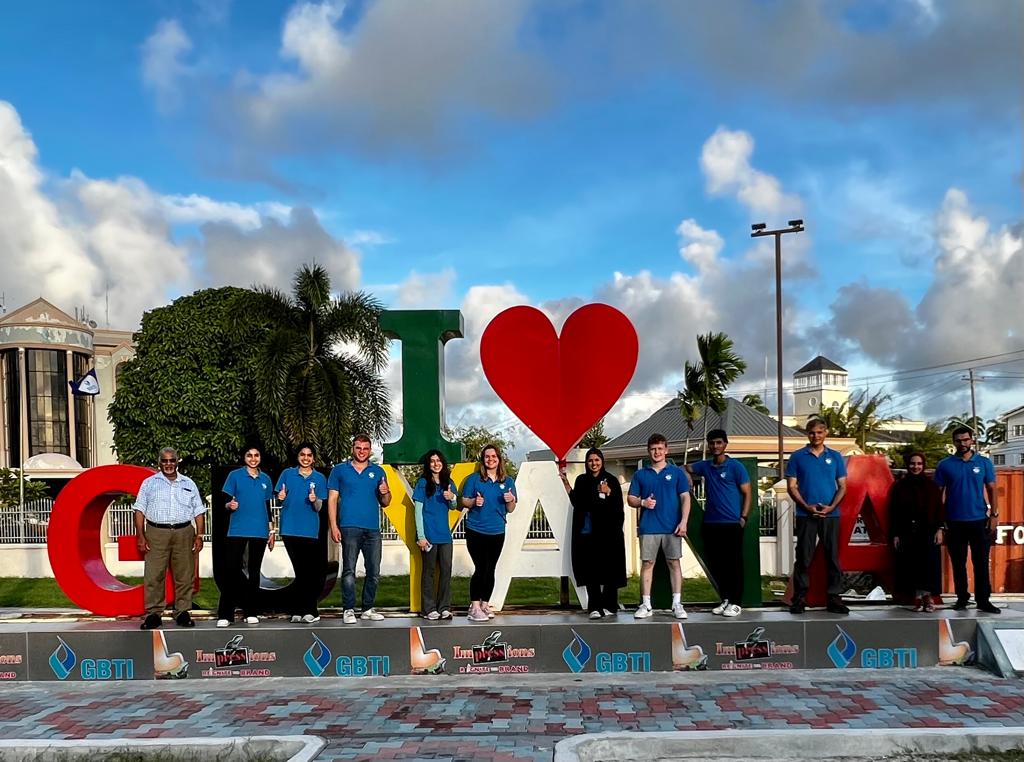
[{"xmin": 0, "ymin": 603, "xmax": 1017, "ymax": 682}]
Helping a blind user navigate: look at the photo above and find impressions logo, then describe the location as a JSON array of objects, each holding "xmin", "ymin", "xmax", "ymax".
[
  {"xmin": 304, "ymin": 634, "xmax": 332, "ymax": 677},
  {"xmin": 562, "ymin": 630, "xmax": 592, "ymax": 673},
  {"xmin": 49, "ymin": 636, "xmax": 76, "ymax": 680},
  {"xmin": 827, "ymin": 626, "xmax": 857, "ymax": 669}
]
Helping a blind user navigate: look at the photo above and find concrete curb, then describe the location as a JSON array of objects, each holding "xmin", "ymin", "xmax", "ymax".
[
  {"xmin": 0, "ymin": 735, "xmax": 325, "ymax": 761},
  {"xmin": 554, "ymin": 727, "xmax": 1024, "ymax": 761}
]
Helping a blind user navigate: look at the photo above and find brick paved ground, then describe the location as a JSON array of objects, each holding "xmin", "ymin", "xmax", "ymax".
[{"xmin": 1, "ymin": 669, "xmax": 1023, "ymax": 760}]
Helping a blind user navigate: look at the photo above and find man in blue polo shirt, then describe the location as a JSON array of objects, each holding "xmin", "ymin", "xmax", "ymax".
[
  {"xmin": 685, "ymin": 429, "xmax": 751, "ymax": 618},
  {"xmin": 786, "ymin": 418, "xmax": 848, "ymax": 615},
  {"xmin": 328, "ymin": 434, "xmax": 392, "ymax": 624},
  {"xmin": 934, "ymin": 426, "xmax": 1000, "ymax": 614},
  {"xmin": 627, "ymin": 433, "xmax": 691, "ymax": 619}
]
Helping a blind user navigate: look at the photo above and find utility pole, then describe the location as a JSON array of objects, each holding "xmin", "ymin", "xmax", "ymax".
[
  {"xmin": 961, "ymin": 368, "xmax": 983, "ymax": 435},
  {"xmin": 751, "ymin": 220, "xmax": 805, "ymax": 483}
]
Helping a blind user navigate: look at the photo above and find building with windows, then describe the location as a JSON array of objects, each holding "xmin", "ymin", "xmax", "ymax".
[
  {"xmin": 0, "ymin": 298, "xmax": 134, "ymax": 477},
  {"xmin": 791, "ymin": 355, "xmax": 849, "ymax": 422},
  {"xmin": 989, "ymin": 405, "xmax": 1024, "ymax": 468}
]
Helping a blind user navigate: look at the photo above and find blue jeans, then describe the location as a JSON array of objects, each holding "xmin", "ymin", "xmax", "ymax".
[{"xmin": 340, "ymin": 527, "xmax": 382, "ymax": 611}]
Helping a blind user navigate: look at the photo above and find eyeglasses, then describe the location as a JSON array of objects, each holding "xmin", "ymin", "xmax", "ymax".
[
  {"xmin": 159, "ymin": 459, "xmax": 177, "ymax": 464},
  {"xmin": 954, "ymin": 438, "xmax": 972, "ymax": 444}
]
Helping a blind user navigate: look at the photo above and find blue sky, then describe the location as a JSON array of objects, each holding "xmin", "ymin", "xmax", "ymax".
[{"xmin": 0, "ymin": 0, "xmax": 1020, "ymax": 449}]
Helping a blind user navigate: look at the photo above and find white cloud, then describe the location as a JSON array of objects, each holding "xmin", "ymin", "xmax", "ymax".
[
  {"xmin": 396, "ymin": 269, "xmax": 456, "ymax": 308},
  {"xmin": 348, "ymin": 229, "xmax": 395, "ymax": 247},
  {"xmin": 0, "ymin": 100, "xmax": 361, "ymax": 328},
  {"xmin": 677, "ymin": 218, "xmax": 723, "ymax": 271},
  {"xmin": 700, "ymin": 127, "xmax": 801, "ymax": 217},
  {"xmin": 230, "ymin": 0, "xmax": 550, "ymax": 158},
  {"xmin": 141, "ymin": 19, "xmax": 193, "ymax": 114}
]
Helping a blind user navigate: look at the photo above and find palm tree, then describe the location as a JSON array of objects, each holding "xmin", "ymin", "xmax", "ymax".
[
  {"xmin": 985, "ymin": 418, "xmax": 1007, "ymax": 447},
  {"xmin": 944, "ymin": 413, "xmax": 985, "ymax": 436},
  {"xmin": 687, "ymin": 332, "xmax": 747, "ymax": 459},
  {"xmin": 742, "ymin": 393, "xmax": 770, "ymax": 416},
  {"xmin": 579, "ymin": 418, "xmax": 610, "ymax": 450},
  {"xmin": 677, "ymin": 366, "xmax": 702, "ymax": 465},
  {"xmin": 818, "ymin": 389, "xmax": 893, "ymax": 451},
  {"xmin": 234, "ymin": 264, "xmax": 391, "ymax": 465}
]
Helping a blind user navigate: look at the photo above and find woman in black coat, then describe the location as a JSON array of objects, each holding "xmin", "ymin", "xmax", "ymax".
[
  {"xmin": 889, "ymin": 452, "xmax": 944, "ymax": 612},
  {"xmin": 560, "ymin": 448, "xmax": 627, "ymax": 618}
]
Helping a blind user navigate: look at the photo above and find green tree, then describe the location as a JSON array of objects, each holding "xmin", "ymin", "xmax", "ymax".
[
  {"xmin": 742, "ymin": 393, "xmax": 770, "ymax": 416},
  {"xmin": 0, "ymin": 468, "xmax": 48, "ymax": 509},
  {"xmin": 579, "ymin": 418, "xmax": 610, "ymax": 450},
  {"xmin": 817, "ymin": 389, "xmax": 894, "ymax": 452},
  {"xmin": 944, "ymin": 413, "xmax": 985, "ymax": 436},
  {"xmin": 445, "ymin": 424, "xmax": 518, "ymax": 477},
  {"xmin": 890, "ymin": 423, "xmax": 954, "ymax": 468},
  {"xmin": 234, "ymin": 264, "xmax": 391, "ymax": 466},
  {"xmin": 985, "ymin": 418, "xmax": 1007, "ymax": 447},
  {"xmin": 677, "ymin": 363, "xmax": 703, "ymax": 464},
  {"xmin": 686, "ymin": 332, "xmax": 747, "ymax": 459},
  {"xmin": 109, "ymin": 286, "xmax": 268, "ymax": 494}
]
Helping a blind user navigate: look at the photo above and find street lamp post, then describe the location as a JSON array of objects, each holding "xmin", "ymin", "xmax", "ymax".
[{"xmin": 751, "ymin": 219, "xmax": 804, "ymax": 483}]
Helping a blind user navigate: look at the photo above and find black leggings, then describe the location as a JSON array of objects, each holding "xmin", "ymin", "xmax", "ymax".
[
  {"xmin": 283, "ymin": 535, "xmax": 324, "ymax": 617},
  {"xmin": 217, "ymin": 536, "xmax": 267, "ymax": 620},
  {"xmin": 465, "ymin": 528, "xmax": 505, "ymax": 602}
]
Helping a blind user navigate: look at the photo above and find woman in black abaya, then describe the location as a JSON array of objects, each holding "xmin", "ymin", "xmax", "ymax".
[{"xmin": 560, "ymin": 448, "xmax": 627, "ymax": 618}]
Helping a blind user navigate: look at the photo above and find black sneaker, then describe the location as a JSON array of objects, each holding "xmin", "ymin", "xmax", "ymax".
[
  {"xmin": 175, "ymin": 611, "xmax": 195, "ymax": 627},
  {"xmin": 826, "ymin": 597, "xmax": 850, "ymax": 615},
  {"xmin": 140, "ymin": 614, "xmax": 162, "ymax": 630},
  {"xmin": 951, "ymin": 599, "xmax": 970, "ymax": 611},
  {"xmin": 789, "ymin": 600, "xmax": 806, "ymax": 615},
  {"xmin": 977, "ymin": 602, "xmax": 1002, "ymax": 614}
]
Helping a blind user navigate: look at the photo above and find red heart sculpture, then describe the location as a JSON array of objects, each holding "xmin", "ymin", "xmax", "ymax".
[{"xmin": 480, "ymin": 304, "xmax": 639, "ymax": 460}]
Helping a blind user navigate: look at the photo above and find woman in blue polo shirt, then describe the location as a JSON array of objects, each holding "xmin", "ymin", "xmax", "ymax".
[
  {"xmin": 460, "ymin": 444, "xmax": 517, "ymax": 622},
  {"xmin": 217, "ymin": 446, "xmax": 275, "ymax": 627},
  {"xmin": 413, "ymin": 449, "xmax": 460, "ymax": 620},
  {"xmin": 276, "ymin": 442, "xmax": 329, "ymax": 624}
]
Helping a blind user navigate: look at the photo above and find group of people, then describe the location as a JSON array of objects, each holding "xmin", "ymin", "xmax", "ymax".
[
  {"xmin": 787, "ymin": 421, "xmax": 1000, "ymax": 616},
  {"xmin": 133, "ymin": 436, "xmax": 518, "ymax": 629},
  {"xmin": 132, "ymin": 421, "xmax": 1000, "ymax": 629}
]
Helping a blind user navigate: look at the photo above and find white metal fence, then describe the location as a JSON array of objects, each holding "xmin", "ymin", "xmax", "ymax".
[{"xmin": 0, "ymin": 498, "xmax": 54, "ymax": 544}]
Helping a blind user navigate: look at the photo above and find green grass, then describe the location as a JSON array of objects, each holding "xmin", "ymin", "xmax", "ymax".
[{"xmin": 0, "ymin": 575, "xmax": 783, "ymax": 611}]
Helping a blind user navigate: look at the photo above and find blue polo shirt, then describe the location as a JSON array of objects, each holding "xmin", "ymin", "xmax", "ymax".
[
  {"xmin": 327, "ymin": 461, "xmax": 385, "ymax": 530},
  {"xmin": 628, "ymin": 464, "xmax": 690, "ymax": 535},
  {"xmin": 785, "ymin": 446, "xmax": 847, "ymax": 518},
  {"xmin": 222, "ymin": 467, "xmax": 273, "ymax": 538},
  {"xmin": 934, "ymin": 452, "xmax": 995, "ymax": 522},
  {"xmin": 413, "ymin": 478, "xmax": 458, "ymax": 544},
  {"xmin": 690, "ymin": 457, "xmax": 750, "ymax": 523},
  {"xmin": 462, "ymin": 472, "xmax": 517, "ymax": 535},
  {"xmin": 276, "ymin": 467, "xmax": 328, "ymax": 539}
]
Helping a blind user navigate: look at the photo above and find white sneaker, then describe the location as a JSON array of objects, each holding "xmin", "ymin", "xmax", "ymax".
[
  {"xmin": 360, "ymin": 608, "xmax": 384, "ymax": 621},
  {"xmin": 343, "ymin": 609, "xmax": 357, "ymax": 625},
  {"xmin": 589, "ymin": 611, "xmax": 603, "ymax": 620},
  {"xmin": 602, "ymin": 609, "xmax": 616, "ymax": 617},
  {"xmin": 245, "ymin": 616, "xmax": 259, "ymax": 625},
  {"xmin": 712, "ymin": 600, "xmax": 729, "ymax": 615},
  {"xmin": 672, "ymin": 603, "xmax": 688, "ymax": 620},
  {"xmin": 425, "ymin": 611, "xmax": 440, "ymax": 620},
  {"xmin": 302, "ymin": 614, "xmax": 321, "ymax": 624},
  {"xmin": 290, "ymin": 615, "xmax": 302, "ymax": 623},
  {"xmin": 467, "ymin": 604, "xmax": 489, "ymax": 623},
  {"xmin": 634, "ymin": 603, "xmax": 653, "ymax": 619},
  {"xmin": 216, "ymin": 619, "xmax": 230, "ymax": 628},
  {"xmin": 722, "ymin": 604, "xmax": 742, "ymax": 618},
  {"xmin": 482, "ymin": 603, "xmax": 496, "ymax": 619},
  {"xmin": 440, "ymin": 610, "xmax": 452, "ymax": 620}
]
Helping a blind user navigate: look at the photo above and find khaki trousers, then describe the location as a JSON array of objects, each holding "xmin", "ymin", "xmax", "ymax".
[{"xmin": 143, "ymin": 524, "xmax": 196, "ymax": 616}]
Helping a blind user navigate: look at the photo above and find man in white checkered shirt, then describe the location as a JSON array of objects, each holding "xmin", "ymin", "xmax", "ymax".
[{"xmin": 133, "ymin": 447, "xmax": 207, "ymax": 630}]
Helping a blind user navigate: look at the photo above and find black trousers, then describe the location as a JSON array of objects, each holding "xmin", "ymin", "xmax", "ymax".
[
  {"xmin": 792, "ymin": 516, "xmax": 843, "ymax": 600},
  {"xmin": 465, "ymin": 528, "xmax": 505, "ymax": 602},
  {"xmin": 283, "ymin": 535, "xmax": 323, "ymax": 617},
  {"xmin": 946, "ymin": 519, "xmax": 992, "ymax": 604},
  {"xmin": 421, "ymin": 542, "xmax": 454, "ymax": 614},
  {"xmin": 585, "ymin": 584, "xmax": 619, "ymax": 614},
  {"xmin": 217, "ymin": 536, "xmax": 267, "ymax": 620},
  {"xmin": 703, "ymin": 522, "xmax": 745, "ymax": 604}
]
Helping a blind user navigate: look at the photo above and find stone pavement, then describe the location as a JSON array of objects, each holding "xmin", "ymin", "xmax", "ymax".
[{"xmin": 1, "ymin": 669, "xmax": 1023, "ymax": 760}]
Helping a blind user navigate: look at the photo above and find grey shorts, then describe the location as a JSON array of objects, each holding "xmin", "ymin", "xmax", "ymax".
[{"xmin": 640, "ymin": 533, "xmax": 682, "ymax": 561}]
